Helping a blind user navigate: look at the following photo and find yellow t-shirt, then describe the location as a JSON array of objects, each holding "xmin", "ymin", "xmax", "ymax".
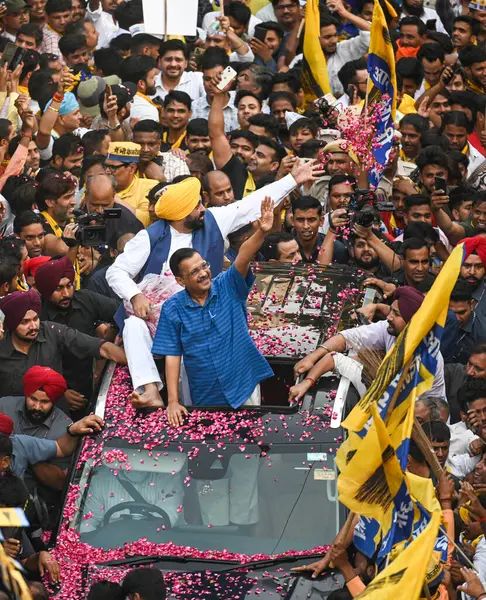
[
  {"xmin": 117, "ymin": 177, "xmax": 159, "ymax": 227},
  {"xmin": 397, "ymin": 93, "xmax": 417, "ymax": 117}
]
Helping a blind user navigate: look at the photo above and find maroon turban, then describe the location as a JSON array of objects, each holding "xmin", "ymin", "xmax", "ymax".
[
  {"xmin": 462, "ymin": 236, "xmax": 486, "ymax": 268},
  {"xmin": 35, "ymin": 257, "xmax": 75, "ymax": 300},
  {"xmin": 23, "ymin": 366, "xmax": 67, "ymax": 403},
  {"xmin": 0, "ymin": 414, "xmax": 13, "ymax": 436},
  {"xmin": 393, "ymin": 286, "xmax": 424, "ymax": 323},
  {"xmin": 0, "ymin": 289, "xmax": 42, "ymax": 332}
]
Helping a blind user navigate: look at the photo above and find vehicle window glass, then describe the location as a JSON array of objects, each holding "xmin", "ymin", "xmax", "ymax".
[{"xmin": 73, "ymin": 444, "xmax": 340, "ymax": 554}]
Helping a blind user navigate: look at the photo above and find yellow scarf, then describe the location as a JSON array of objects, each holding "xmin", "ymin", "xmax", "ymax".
[
  {"xmin": 46, "ymin": 23, "xmax": 60, "ymax": 35},
  {"xmin": 244, "ymin": 172, "xmax": 256, "ymax": 197},
  {"xmin": 399, "ymin": 148, "xmax": 416, "ymax": 164},
  {"xmin": 16, "ymin": 277, "xmax": 27, "ymax": 291},
  {"xmin": 41, "ymin": 211, "xmax": 81, "ymax": 289},
  {"xmin": 162, "ymin": 129, "xmax": 186, "ymax": 149},
  {"xmin": 136, "ymin": 91, "xmax": 158, "ymax": 108},
  {"xmin": 467, "ymin": 78, "xmax": 485, "ymax": 95},
  {"xmin": 18, "ymin": 85, "xmax": 29, "ymax": 96},
  {"xmin": 462, "ymin": 143, "xmax": 470, "ymax": 157}
]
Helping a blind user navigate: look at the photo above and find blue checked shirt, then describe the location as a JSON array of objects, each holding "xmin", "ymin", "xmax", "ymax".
[{"xmin": 152, "ymin": 264, "xmax": 273, "ymax": 407}]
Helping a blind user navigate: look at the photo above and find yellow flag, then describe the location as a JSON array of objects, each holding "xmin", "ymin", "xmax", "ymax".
[
  {"xmin": 367, "ymin": 0, "xmax": 397, "ymax": 120},
  {"xmin": 355, "ymin": 511, "xmax": 441, "ymax": 600},
  {"xmin": 343, "ymin": 243, "xmax": 465, "ymax": 433},
  {"xmin": 301, "ymin": 0, "xmax": 331, "ymax": 101},
  {"xmin": 366, "ymin": 0, "xmax": 398, "ymax": 185},
  {"xmin": 338, "ymin": 403, "xmax": 409, "ymax": 530}
]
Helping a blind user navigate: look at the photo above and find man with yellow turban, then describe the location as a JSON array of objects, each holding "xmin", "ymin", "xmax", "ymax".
[
  {"xmin": 105, "ymin": 142, "xmax": 159, "ymax": 227},
  {"xmin": 106, "ymin": 160, "xmax": 322, "ymax": 407}
]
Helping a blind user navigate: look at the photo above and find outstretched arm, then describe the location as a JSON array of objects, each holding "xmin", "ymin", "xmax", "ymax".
[
  {"xmin": 208, "ymin": 87, "xmax": 233, "ymax": 169},
  {"xmin": 234, "ymin": 197, "xmax": 274, "ymax": 277}
]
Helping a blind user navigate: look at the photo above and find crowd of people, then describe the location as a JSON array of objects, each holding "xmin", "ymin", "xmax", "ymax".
[{"xmin": 1, "ymin": 0, "xmax": 486, "ymax": 595}]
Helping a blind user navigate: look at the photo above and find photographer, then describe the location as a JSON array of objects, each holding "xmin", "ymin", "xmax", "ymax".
[
  {"xmin": 36, "ymin": 170, "xmax": 84, "ymax": 282},
  {"xmin": 83, "ymin": 173, "xmax": 143, "ymax": 250}
]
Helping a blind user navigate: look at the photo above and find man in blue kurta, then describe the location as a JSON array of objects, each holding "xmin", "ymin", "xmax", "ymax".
[{"xmin": 148, "ymin": 198, "xmax": 275, "ymax": 427}]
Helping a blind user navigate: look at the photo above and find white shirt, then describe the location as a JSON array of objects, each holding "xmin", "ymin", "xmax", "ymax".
[
  {"xmin": 202, "ymin": 11, "xmax": 262, "ymax": 38},
  {"xmin": 449, "ymin": 421, "xmax": 478, "ymax": 458},
  {"xmin": 394, "ymin": 227, "xmax": 453, "ymax": 253},
  {"xmin": 87, "ymin": 4, "xmax": 119, "ymax": 48},
  {"xmin": 256, "ymin": 3, "xmax": 276, "ymax": 22},
  {"xmin": 402, "ymin": 7, "xmax": 447, "ymax": 35},
  {"xmin": 38, "ymin": 127, "xmax": 90, "ymax": 161},
  {"xmin": 290, "ymin": 30, "xmax": 371, "ymax": 97},
  {"xmin": 467, "ymin": 142, "xmax": 486, "ymax": 179},
  {"xmin": 191, "ymin": 90, "xmax": 239, "ymax": 133},
  {"xmin": 130, "ymin": 94, "xmax": 160, "ymax": 123},
  {"xmin": 106, "ymin": 173, "xmax": 299, "ymax": 302},
  {"xmin": 154, "ymin": 71, "xmax": 205, "ymax": 102},
  {"xmin": 229, "ymin": 47, "xmax": 255, "ymax": 63},
  {"xmin": 1, "ymin": 31, "xmax": 16, "ymax": 43},
  {"xmin": 448, "ymin": 452, "xmax": 480, "ymax": 479},
  {"xmin": 340, "ymin": 320, "xmax": 447, "ymax": 399}
]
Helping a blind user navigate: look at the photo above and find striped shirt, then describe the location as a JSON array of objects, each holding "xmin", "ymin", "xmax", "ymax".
[{"xmin": 152, "ymin": 264, "xmax": 273, "ymax": 407}]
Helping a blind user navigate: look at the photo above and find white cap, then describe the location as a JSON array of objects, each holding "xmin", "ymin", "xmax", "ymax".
[
  {"xmin": 284, "ymin": 111, "xmax": 303, "ymax": 128},
  {"xmin": 129, "ymin": 23, "xmax": 164, "ymax": 39}
]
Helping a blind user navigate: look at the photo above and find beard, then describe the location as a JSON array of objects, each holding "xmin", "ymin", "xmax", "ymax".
[
  {"xmin": 25, "ymin": 407, "xmax": 52, "ymax": 424},
  {"xmin": 355, "ymin": 256, "xmax": 380, "ymax": 271},
  {"xmin": 403, "ymin": 0, "xmax": 424, "ymax": 16},
  {"xmin": 460, "ymin": 274, "xmax": 482, "ymax": 289},
  {"xmin": 68, "ymin": 166, "xmax": 82, "ymax": 178},
  {"xmin": 145, "ymin": 85, "xmax": 156, "ymax": 96},
  {"xmin": 184, "ymin": 215, "xmax": 205, "ymax": 231}
]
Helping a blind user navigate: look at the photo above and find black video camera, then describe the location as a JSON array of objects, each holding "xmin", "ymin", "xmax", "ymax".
[
  {"xmin": 314, "ymin": 96, "xmax": 338, "ymax": 127},
  {"xmin": 73, "ymin": 208, "xmax": 121, "ymax": 247},
  {"xmin": 348, "ymin": 189, "xmax": 389, "ymax": 227}
]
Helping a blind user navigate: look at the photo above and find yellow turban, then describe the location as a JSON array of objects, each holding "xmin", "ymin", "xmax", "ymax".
[
  {"xmin": 154, "ymin": 177, "xmax": 202, "ymax": 221},
  {"xmin": 322, "ymin": 140, "xmax": 360, "ymax": 165}
]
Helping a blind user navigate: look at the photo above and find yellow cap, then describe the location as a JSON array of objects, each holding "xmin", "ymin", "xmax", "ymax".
[{"xmin": 107, "ymin": 142, "xmax": 141, "ymax": 163}]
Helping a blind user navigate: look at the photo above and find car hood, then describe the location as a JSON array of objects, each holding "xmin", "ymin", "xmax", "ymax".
[{"xmin": 85, "ymin": 563, "xmax": 344, "ymax": 599}]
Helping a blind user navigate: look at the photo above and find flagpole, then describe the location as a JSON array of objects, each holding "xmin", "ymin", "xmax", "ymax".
[{"xmin": 412, "ymin": 417, "xmax": 443, "ymax": 479}]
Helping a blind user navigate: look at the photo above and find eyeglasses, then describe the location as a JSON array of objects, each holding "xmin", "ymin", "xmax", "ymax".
[
  {"xmin": 105, "ymin": 163, "xmax": 128, "ymax": 173},
  {"xmin": 275, "ymin": 3, "xmax": 297, "ymax": 10},
  {"xmin": 186, "ymin": 261, "xmax": 209, "ymax": 278}
]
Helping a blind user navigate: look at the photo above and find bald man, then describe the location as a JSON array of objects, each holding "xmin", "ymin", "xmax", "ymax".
[
  {"xmin": 202, "ymin": 171, "xmax": 235, "ymax": 207},
  {"xmin": 83, "ymin": 174, "xmax": 144, "ymax": 249}
]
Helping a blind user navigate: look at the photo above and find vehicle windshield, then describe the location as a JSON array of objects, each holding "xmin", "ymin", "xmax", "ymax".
[{"xmin": 72, "ymin": 441, "xmax": 340, "ymax": 556}]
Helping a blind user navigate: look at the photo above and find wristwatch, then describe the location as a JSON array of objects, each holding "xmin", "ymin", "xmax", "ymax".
[{"xmin": 66, "ymin": 424, "xmax": 79, "ymax": 437}]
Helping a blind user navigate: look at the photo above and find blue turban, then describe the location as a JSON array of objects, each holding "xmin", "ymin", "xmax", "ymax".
[{"xmin": 44, "ymin": 92, "xmax": 79, "ymax": 116}]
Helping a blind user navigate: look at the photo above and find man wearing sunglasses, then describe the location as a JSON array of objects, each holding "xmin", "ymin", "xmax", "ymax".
[{"xmin": 104, "ymin": 141, "xmax": 158, "ymax": 227}]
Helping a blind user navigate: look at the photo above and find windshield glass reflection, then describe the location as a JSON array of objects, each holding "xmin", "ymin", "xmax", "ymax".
[{"xmin": 73, "ymin": 444, "xmax": 340, "ymax": 555}]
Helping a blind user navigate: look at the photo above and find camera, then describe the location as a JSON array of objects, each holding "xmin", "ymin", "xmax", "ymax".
[
  {"xmin": 73, "ymin": 208, "xmax": 121, "ymax": 247},
  {"xmin": 314, "ymin": 96, "xmax": 339, "ymax": 126},
  {"xmin": 348, "ymin": 189, "xmax": 389, "ymax": 227}
]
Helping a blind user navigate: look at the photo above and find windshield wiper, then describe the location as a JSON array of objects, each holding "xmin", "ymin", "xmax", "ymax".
[
  {"xmin": 98, "ymin": 555, "xmax": 240, "ymax": 568},
  {"xmin": 98, "ymin": 552, "xmax": 324, "ymax": 570},
  {"xmin": 217, "ymin": 553, "xmax": 325, "ymax": 573}
]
